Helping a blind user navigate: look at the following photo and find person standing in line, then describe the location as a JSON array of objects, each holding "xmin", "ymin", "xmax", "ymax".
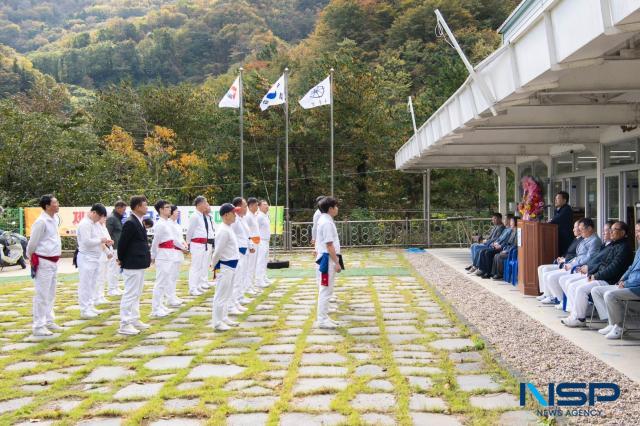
[
  {"xmin": 93, "ymin": 215, "xmax": 114, "ymax": 306},
  {"xmin": 311, "ymin": 195, "xmax": 325, "ymax": 253},
  {"xmin": 117, "ymin": 195, "xmax": 152, "ymax": 336},
  {"xmin": 106, "ymin": 201, "xmax": 127, "ymax": 296},
  {"xmin": 255, "ymin": 200, "xmax": 271, "ymax": 288},
  {"xmin": 204, "ymin": 204, "xmax": 216, "ymax": 288},
  {"xmin": 244, "ymin": 197, "xmax": 261, "ymax": 294},
  {"xmin": 76, "ymin": 203, "xmax": 112, "ymax": 319},
  {"xmin": 186, "ymin": 196, "xmax": 212, "ymax": 296},
  {"xmin": 315, "ymin": 197, "xmax": 343, "ymax": 329},
  {"xmin": 211, "ymin": 203, "xmax": 241, "ymax": 331},
  {"xmin": 167, "ymin": 205, "xmax": 187, "ymax": 307},
  {"xmin": 26, "ymin": 194, "xmax": 62, "ymax": 336},
  {"xmin": 231, "ymin": 197, "xmax": 252, "ymax": 311},
  {"xmin": 150, "ymin": 200, "xmax": 181, "ymax": 318}
]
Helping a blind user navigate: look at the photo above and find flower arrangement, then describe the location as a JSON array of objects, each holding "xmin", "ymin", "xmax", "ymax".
[{"xmin": 518, "ymin": 176, "xmax": 545, "ymax": 221}]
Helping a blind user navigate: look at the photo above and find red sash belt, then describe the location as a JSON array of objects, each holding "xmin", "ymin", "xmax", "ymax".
[
  {"xmin": 31, "ymin": 253, "xmax": 60, "ymax": 278},
  {"xmin": 191, "ymin": 238, "xmax": 207, "ymax": 244},
  {"xmin": 159, "ymin": 241, "xmax": 175, "ymax": 249}
]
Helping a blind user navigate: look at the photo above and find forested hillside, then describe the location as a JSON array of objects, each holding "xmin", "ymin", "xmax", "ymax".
[{"xmin": 0, "ymin": 0, "xmax": 519, "ymax": 219}]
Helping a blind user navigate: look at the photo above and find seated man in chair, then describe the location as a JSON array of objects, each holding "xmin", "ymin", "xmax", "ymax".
[
  {"xmin": 474, "ymin": 215, "xmax": 515, "ymax": 279},
  {"xmin": 466, "ymin": 213, "xmax": 504, "ymax": 273}
]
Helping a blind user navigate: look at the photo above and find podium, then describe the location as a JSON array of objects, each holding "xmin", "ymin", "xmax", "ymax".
[{"xmin": 517, "ymin": 221, "xmax": 558, "ymax": 296}]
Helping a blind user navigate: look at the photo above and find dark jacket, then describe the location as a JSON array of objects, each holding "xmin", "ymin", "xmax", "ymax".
[
  {"xmin": 590, "ymin": 239, "xmax": 633, "ymax": 284},
  {"xmin": 484, "ymin": 224, "xmax": 505, "ymax": 244},
  {"xmin": 117, "ymin": 215, "xmax": 151, "ymax": 270},
  {"xmin": 550, "ymin": 204, "xmax": 573, "ymax": 255},
  {"xmin": 106, "ymin": 212, "xmax": 124, "ymax": 249},
  {"xmin": 564, "ymin": 236, "xmax": 582, "ymax": 262},
  {"xmin": 503, "ymin": 228, "xmax": 517, "ymax": 250}
]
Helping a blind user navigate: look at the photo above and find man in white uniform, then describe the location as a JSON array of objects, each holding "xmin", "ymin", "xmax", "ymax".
[
  {"xmin": 255, "ymin": 200, "xmax": 271, "ymax": 288},
  {"xmin": 150, "ymin": 199, "xmax": 181, "ymax": 318},
  {"xmin": 244, "ymin": 197, "xmax": 261, "ymax": 294},
  {"xmin": 26, "ymin": 194, "xmax": 62, "ymax": 336},
  {"xmin": 94, "ymin": 215, "xmax": 114, "ymax": 306},
  {"xmin": 211, "ymin": 203, "xmax": 240, "ymax": 331},
  {"xmin": 167, "ymin": 205, "xmax": 187, "ymax": 307},
  {"xmin": 230, "ymin": 197, "xmax": 251, "ymax": 312},
  {"xmin": 315, "ymin": 197, "xmax": 343, "ymax": 329},
  {"xmin": 76, "ymin": 203, "xmax": 112, "ymax": 319},
  {"xmin": 311, "ymin": 195, "xmax": 325, "ymax": 253},
  {"xmin": 186, "ymin": 196, "xmax": 214, "ymax": 296}
]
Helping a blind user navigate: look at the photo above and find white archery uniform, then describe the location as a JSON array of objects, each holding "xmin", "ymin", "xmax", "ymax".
[
  {"xmin": 231, "ymin": 215, "xmax": 251, "ymax": 303},
  {"xmin": 256, "ymin": 210, "xmax": 271, "ymax": 287},
  {"xmin": 316, "ymin": 213, "xmax": 341, "ymax": 324},
  {"xmin": 26, "ymin": 212, "xmax": 62, "ymax": 333},
  {"xmin": 312, "ymin": 208, "xmax": 321, "ymax": 252},
  {"xmin": 76, "ymin": 217, "xmax": 105, "ymax": 317},
  {"xmin": 150, "ymin": 217, "xmax": 180, "ymax": 316},
  {"xmin": 211, "ymin": 223, "xmax": 239, "ymax": 328},
  {"xmin": 244, "ymin": 211, "xmax": 260, "ymax": 292},
  {"xmin": 94, "ymin": 222, "xmax": 113, "ymax": 306},
  {"xmin": 186, "ymin": 211, "xmax": 214, "ymax": 295},
  {"xmin": 167, "ymin": 218, "xmax": 187, "ymax": 306}
]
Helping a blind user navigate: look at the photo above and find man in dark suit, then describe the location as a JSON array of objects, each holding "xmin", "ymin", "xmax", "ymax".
[
  {"xmin": 117, "ymin": 195, "xmax": 152, "ymax": 336},
  {"xmin": 549, "ymin": 191, "xmax": 573, "ymax": 257}
]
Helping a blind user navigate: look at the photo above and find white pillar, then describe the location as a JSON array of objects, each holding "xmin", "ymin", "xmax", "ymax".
[
  {"xmin": 498, "ymin": 166, "xmax": 508, "ymax": 216},
  {"xmin": 596, "ymin": 144, "xmax": 604, "ymax": 236},
  {"xmin": 508, "ymin": 165, "xmax": 519, "ymax": 215}
]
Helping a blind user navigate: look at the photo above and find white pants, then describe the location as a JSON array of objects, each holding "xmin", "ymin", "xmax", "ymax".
[
  {"xmin": 232, "ymin": 253, "xmax": 247, "ymax": 303},
  {"xmin": 559, "ymin": 273, "xmax": 587, "ymax": 311},
  {"xmin": 94, "ymin": 256, "xmax": 108, "ymax": 303},
  {"xmin": 167, "ymin": 260, "xmax": 182, "ymax": 303},
  {"xmin": 537, "ymin": 264, "xmax": 558, "ymax": 294},
  {"xmin": 107, "ymin": 250, "xmax": 122, "ymax": 292},
  {"xmin": 256, "ymin": 240, "xmax": 270, "ymax": 285},
  {"xmin": 188, "ymin": 243, "xmax": 209, "ymax": 292},
  {"xmin": 32, "ymin": 258, "xmax": 58, "ymax": 329},
  {"xmin": 152, "ymin": 259, "xmax": 173, "ymax": 314},
  {"xmin": 120, "ymin": 269, "xmax": 145, "ymax": 327},
  {"xmin": 316, "ymin": 258, "xmax": 336, "ymax": 322},
  {"xmin": 244, "ymin": 249, "xmax": 258, "ymax": 290},
  {"xmin": 567, "ymin": 278, "xmax": 609, "ymax": 320},
  {"xmin": 78, "ymin": 252, "xmax": 100, "ymax": 315},
  {"xmin": 544, "ymin": 269, "xmax": 571, "ymax": 300},
  {"xmin": 213, "ymin": 264, "xmax": 236, "ymax": 325},
  {"xmin": 590, "ymin": 285, "xmax": 617, "ymax": 321}
]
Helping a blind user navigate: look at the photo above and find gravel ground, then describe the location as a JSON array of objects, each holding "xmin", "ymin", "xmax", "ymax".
[{"xmin": 407, "ymin": 252, "xmax": 640, "ymax": 425}]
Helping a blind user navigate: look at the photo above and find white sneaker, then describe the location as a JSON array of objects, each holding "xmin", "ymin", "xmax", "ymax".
[
  {"xmin": 605, "ymin": 325, "xmax": 624, "ymax": 339},
  {"xmin": 95, "ymin": 297, "xmax": 110, "ymax": 305},
  {"xmin": 33, "ymin": 327, "xmax": 53, "ymax": 336},
  {"xmin": 540, "ymin": 296, "xmax": 557, "ymax": 305},
  {"xmin": 561, "ymin": 317, "xmax": 585, "ymax": 327},
  {"xmin": 168, "ymin": 300, "xmax": 184, "ymax": 308},
  {"xmin": 150, "ymin": 311, "xmax": 170, "ymax": 318},
  {"xmin": 214, "ymin": 322, "xmax": 231, "ymax": 331},
  {"xmin": 200, "ymin": 283, "xmax": 211, "ymax": 290},
  {"xmin": 598, "ymin": 324, "xmax": 614, "ymax": 335},
  {"xmin": 224, "ymin": 318, "xmax": 240, "ymax": 327},
  {"xmin": 536, "ymin": 295, "xmax": 547, "ymax": 301},
  {"xmin": 189, "ymin": 289, "xmax": 203, "ymax": 296},
  {"xmin": 118, "ymin": 324, "xmax": 140, "ymax": 335},
  {"xmin": 132, "ymin": 320, "xmax": 150, "ymax": 330},
  {"xmin": 45, "ymin": 322, "xmax": 63, "ymax": 331},
  {"xmin": 329, "ymin": 296, "xmax": 337, "ymax": 303},
  {"xmin": 80, "ymin": 311, "xmax": 98, "ymax": 319},
  {"xmin": 317, "ymin": 320, "xmax": 337, "ymax": 329}
]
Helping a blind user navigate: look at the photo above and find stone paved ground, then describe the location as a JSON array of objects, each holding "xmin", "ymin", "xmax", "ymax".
[{"xmin": 0, "ymin": 250, "xmax": 537, "ymax": 425}]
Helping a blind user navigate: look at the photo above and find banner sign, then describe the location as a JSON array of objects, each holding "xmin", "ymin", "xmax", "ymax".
[{"xmin": 24, "ymin": 206, "xmax": 284, "ymax": 237}]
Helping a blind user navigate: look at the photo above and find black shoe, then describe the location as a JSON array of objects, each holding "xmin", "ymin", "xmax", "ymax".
[
  {"xmin": 481, "ymin": 274, "xmax": 491, "ymax": 279},
  {"xmin": 465, "ymin": 265, "xmax": 473, "ymax": 271},
  {"xmin": 491, "ymin": 275, "xmax": 503, "ymax": 281}
]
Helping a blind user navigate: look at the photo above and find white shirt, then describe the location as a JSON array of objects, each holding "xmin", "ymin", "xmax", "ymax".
[
  {"xmin": 245, "ymin": 211, "xmax": 259, "ymax": 238},
  {"xmin": 257, "ymin": 211, "xmax": 271, "ymax": 241},
  {"xmin": 231, "ymin": 215, "xmax": 250, "ymax": 249},
  {"xmin": 77, "ymin": 217, "xmax": 104, "ymax": 260},
  {"xmin": 316, "ymin": 213, "xmax": 340, "ymax": 259},
  {"xmin": 311, "ymin": 209, "xmax": 322, "ymax": 241},
  {"xmin": 26, "ymin": 212, "xmax": 61, "ymax": 257},
  {"xmin": 99, "ymin": 223, "xmax": 113, "ymax": 261},
  {"xmin": 186, "ymin": 210, "xmax": 214, "ymax": 243},
  {"xmin": 212, "ymin": 223, "xmax": 239, "ymax": 266},
  {"xmin": 171, "ymin": 219, "xmax": 187, "ymax": 262},
  {"xmin": 151, "ymin": 217, "xmax": 179, "ymax": 262}
]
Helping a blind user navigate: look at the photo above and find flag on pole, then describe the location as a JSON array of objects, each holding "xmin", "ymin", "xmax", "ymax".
[
  {"xmin": 299, "ymin": 76, "xmax": 331, "ymax": 109},
  {"xmin": 260, "ymin": 74, "xmax": 286, "ymax": 111},
  {"xmin": 219, "ymin": 76, "xmax": 240, "ymax": 108}
]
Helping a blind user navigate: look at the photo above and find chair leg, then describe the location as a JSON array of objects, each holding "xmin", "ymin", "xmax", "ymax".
[
  {"xmin": 588, "ymin": 304, "xmax": 595, "ymax": 327},
  {"xmin": 621, "ymin": 301, "xmax": 628, "ymax": 340}
]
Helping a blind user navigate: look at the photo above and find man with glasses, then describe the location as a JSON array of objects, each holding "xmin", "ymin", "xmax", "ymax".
[{"xmin": 561, "ymin": 221, "xmax": 632, "ymax": 328}]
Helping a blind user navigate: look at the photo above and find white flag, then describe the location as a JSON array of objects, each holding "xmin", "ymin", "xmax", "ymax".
[
  {"xmin": 219, "ymin": 76, "xmax": 240, "ymax": 108},
  {"xmin": 260, "ymin": 74, "xmax": 286, "ymax": 111},
  {"xmin": 299, "ymin": 76, "xmax": 331, "ymax": 109}
]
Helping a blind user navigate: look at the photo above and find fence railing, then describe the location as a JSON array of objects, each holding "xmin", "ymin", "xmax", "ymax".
[{"xmin": 289, "ymin": 218, "xmax": 493, "ymax": 249}]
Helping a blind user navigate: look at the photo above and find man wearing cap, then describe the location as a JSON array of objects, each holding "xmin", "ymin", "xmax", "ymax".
[
  {"xmin": 211, "ymin": 203, "xmax": 240, "ymax": 331},
  {"xmin": 26, "ymin": 194, "xmax": 62, "ymax": 336},
  {"xmin": 76, "ymin": 203, "xmax": 113, "ymax": 319},
  {"xmin": 186, "ymin": 196, "xmax": 214, "ymax": 296}
]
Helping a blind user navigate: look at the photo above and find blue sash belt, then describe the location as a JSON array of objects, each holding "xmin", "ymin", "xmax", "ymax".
[
  {"xmin": 215, "ymin": 259, "xmax": 239, "ymax": 270},
  {"xmin": 239, "ymin": 247, "xmax": 247, "ymax": 255}
]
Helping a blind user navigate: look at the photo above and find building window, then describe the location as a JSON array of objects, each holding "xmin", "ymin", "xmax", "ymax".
[
  {"xmin": 554, "ymin": 153, "xmax": 574, "ymax": 174},
  {"xmin": 606, "ymin": 175, "xmax": 620, "ymax": 221},
  {"xmin": 605, "ymin": 140, "xmax": 638, "ymax": 167},
  {"xmin": 575, "ymin": 151, "xmax": 597, "ymax": 171},
  {"xmin": 586, "ymin": 178, "xmax": 597, "ymax": 220}
]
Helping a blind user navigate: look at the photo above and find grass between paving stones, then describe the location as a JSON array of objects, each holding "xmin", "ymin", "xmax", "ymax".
[{"xmin": 397, "ymin": 251, "xmax": 528, "ymax": 426}]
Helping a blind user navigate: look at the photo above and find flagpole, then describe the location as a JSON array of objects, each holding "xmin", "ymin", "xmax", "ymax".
[
  {"xmin": 284, "ymin": 67, "xmax": 290, "ymax": 251},
  {"xmin": 330, "ymin": 68, "xmax": 335, "ymax": 198},
  {"xmin": 239, "ymin": 67, "xmax": 244, "ymax": 198}
]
